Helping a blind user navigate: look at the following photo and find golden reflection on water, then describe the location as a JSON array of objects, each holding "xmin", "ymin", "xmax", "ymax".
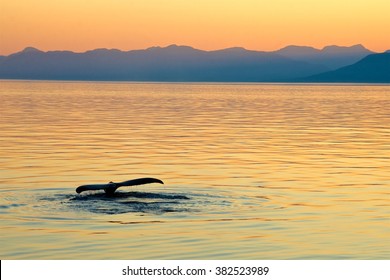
[{"xmin": 0, "ymin": 81, "xmax": 389, "ymax": 259}]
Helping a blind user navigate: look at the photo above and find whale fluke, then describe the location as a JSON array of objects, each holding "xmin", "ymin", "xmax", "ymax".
[{"xmin": 76, "ymin": 177, "xmax": 164, "ymax": 194}]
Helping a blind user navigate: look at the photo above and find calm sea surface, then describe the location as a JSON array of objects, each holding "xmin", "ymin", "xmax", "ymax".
[{"xmin": 0, "ymin": 81, "xmax": 389, "ymax": 259}]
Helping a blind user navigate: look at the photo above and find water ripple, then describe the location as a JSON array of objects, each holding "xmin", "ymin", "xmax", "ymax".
[{"xmin": 1, "ymin": 81, "xmax": 389, "ymax": 259}]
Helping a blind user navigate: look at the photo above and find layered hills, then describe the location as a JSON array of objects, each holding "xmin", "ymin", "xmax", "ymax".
[
  {"xmin": 0, "ymin": 44, "xmax": 387, "ymax": 82},
  {"xmin": 301, "ymin": 52, "xmax": 390, "ymax": 83}
]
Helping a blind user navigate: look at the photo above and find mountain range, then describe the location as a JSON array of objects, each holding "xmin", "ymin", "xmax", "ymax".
[
  {"xmin": 273, "ymin": 44, "xmax": 373, "ymax": 70},
  {"xmin": 0, "ymin": 44, "xmax": 388, "ymax": 82},
  {"xmin": 301, "ymin": 52, "xmax": 390, "ymax": 83}
]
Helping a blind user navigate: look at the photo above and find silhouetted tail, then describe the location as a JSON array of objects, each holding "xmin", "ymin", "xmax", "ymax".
[
  {"xmin": 76, "ymin": 177, "xmax": 164, "ymax": 194},
  {"xmin": 118, "ymin": 177, "xmax": 164, "ymax": 187}
]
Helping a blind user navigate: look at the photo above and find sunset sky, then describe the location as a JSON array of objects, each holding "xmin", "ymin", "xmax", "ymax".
[{"xmin": 1, "ymin": 0, "xmax": 390, "ymax": 55}]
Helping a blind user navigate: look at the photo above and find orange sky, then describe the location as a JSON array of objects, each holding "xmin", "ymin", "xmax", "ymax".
[{"xmin": 1, "ymin": 0, "xmax": 390, "ymax": 55}]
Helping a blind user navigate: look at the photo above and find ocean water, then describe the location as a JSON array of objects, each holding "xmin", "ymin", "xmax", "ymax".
[{"xmin": 0, "ymin": 81, "xmax": 389, "ymax": 259}]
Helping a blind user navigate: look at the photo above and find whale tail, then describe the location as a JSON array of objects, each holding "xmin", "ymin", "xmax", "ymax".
[{"xmin": 76, "ymin": 177, "xmax": 164, "ymax": 194}]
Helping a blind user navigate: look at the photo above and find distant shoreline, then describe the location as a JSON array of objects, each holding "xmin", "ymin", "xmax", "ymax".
[
  {"xmin": 1, "ymin": 79, "xmax": 389, "ymax": 85},
  {"xmin": 1, "ymin": 45, "xmax": 389, "ymax": 83}
]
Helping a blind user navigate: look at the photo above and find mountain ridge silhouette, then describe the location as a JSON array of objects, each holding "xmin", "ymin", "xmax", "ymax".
[
  {"xmin": 0, "ymin": 44, "xmax": 386, "ymax": 82},
  {"xmin": 300, "ymin": 52, "xmax": 390, "ymax": 83}
]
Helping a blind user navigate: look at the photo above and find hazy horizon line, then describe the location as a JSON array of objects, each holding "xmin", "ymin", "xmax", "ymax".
[{"xmin": 2, "ymin": 43, "xmax": 386, "ymax": 56}]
